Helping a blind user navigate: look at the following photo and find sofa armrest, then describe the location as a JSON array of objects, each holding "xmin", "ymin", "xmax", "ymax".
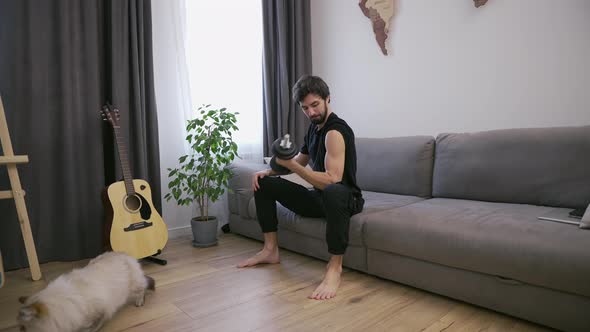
[
  {"xmin": 228, "ymin": 160, "xmax": 269, "ymax": 191},
  {"xmin": 228, "ymin": 160, "xmax": 269, "ymax": 218}
]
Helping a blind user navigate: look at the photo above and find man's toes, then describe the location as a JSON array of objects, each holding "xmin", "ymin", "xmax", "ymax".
[
  {"xmin": 310, "ymin": 290, "xmax": 320, "ymax": 300},
  {"xmin": 313, "ymin": 290, "xmax": 324, "ymax": 300},
  {"xmin": 318, "ymin": 289, "xmax": 335, "ymax": 300},
  {"xmin": 238, "ymin": 259, "xmax": 253, "ymax": 268}
]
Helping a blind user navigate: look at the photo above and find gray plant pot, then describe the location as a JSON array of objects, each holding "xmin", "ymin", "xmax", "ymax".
[{"xmin": 191, "ymin": 216, "xmax": 218, "ymax": 248}]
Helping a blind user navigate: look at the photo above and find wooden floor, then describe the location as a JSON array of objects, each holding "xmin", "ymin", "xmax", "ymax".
[{"xmin": 0, "ymin": 234, "xmax": 554, "ymax": 332}]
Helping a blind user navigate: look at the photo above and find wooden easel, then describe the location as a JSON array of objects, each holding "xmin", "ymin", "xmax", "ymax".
[{"xmin": 0, "ymin": 94, "xmax": 41, "ymax": 281}]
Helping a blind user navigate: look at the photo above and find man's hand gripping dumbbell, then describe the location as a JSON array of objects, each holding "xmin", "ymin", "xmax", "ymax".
[
  {"xmin": 252, "ymin": 134, "xmax": 298, "ymax": 191},
  {"xmin": 269, "ymin": 134, "xmax": 298, "ymax": 174}
]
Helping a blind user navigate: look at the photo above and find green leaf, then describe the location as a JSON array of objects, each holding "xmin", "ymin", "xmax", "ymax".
[{"xmin": 166, "ymin": 104, "xmax": 239, "ymax": 207}]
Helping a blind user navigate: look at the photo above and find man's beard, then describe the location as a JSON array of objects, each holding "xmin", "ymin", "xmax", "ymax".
[{"xmin": 310, "ymin": 103, "xmax": 327, "ymax": 125}]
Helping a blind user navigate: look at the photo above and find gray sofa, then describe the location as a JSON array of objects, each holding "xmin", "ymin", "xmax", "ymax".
[{"xmin": 227, "ymin": 125, "xmax": 590, "ymax": 332}]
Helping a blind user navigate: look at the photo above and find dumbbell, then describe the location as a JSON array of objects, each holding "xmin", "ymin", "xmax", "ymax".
[{"xmin": 269, "ymin": 134, "xmax": 298, "ymax": 173}]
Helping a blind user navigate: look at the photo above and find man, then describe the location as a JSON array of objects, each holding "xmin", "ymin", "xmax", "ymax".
[{"xmin": 237, "ymin": 75, "xmax": 364, "ymax": 300}]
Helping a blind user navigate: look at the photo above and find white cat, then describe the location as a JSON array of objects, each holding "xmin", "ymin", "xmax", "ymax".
[{"xmin": 17, "ymin": 251, "xmax": 155, "ymax": 332}]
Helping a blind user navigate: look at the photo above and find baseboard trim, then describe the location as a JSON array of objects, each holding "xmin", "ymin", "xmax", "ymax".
[{"xmin": 168, "ymin": 225, "xmax": 192, "ymax": 239}]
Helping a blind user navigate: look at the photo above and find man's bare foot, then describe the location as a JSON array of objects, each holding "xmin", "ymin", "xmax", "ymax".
[
  {"xmin": 237, "ymin": 246, "xmax": 280, "ymax": 268},
  {"xmin": 309, "ymin": 261, "xmax": 342, "ymax": 300}
]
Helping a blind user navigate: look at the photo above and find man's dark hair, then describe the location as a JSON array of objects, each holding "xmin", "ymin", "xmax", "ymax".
[{"xmin": 292, "ymin": 75, "xmax": 330, "ymax": 104}]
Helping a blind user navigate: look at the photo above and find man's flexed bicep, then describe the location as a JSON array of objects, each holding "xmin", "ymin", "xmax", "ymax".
[{"xmin": 324, "ymin": 130, "xmax": 345, "ymax": 183}]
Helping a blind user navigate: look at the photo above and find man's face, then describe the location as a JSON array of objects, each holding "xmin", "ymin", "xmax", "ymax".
[{"xmin": 299, "ymin": 94, "xmax": 328, "ymax": 125}]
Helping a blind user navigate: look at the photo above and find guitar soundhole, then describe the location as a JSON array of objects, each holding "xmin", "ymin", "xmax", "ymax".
[{"xmin": 124, "ymin": 194, "xmax": 142, "ymax": 212}]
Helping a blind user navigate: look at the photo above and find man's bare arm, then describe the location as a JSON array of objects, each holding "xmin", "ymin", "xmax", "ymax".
[
  {"xmin": 282, "ymin": 130, "xmax": 345, "ymax": 190},
  {"xmin": 294, "ymin": 152, "xmax": 310, "ymax": 167}
]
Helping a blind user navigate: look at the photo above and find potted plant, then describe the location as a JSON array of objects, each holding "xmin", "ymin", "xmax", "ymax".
[{"xmin": 165, "ymin": 104, "xmax": 239, "ymax": 247}]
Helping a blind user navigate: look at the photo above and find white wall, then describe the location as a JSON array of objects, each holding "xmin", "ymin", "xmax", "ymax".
[{"xmin": 311, "ymin": 0, "xmax": 590, "ymax": 137}]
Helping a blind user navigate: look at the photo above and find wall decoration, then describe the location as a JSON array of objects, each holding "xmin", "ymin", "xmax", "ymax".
[
  {"xmin": 359, "ymin": 0, "xmax": 397, "ymax": 55},
  {"xmin": 474, "ymin": 0, "xmax": 488, "ymax": 8}
]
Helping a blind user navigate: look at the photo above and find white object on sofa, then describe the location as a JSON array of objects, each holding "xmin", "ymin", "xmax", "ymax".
[
  {"xmin": 538, "ymin": 209, "xmax": 582, "ymax": 225},
  {"xmin": 581, "ymin": 203, "xmax": 590, "ymax": 229}
]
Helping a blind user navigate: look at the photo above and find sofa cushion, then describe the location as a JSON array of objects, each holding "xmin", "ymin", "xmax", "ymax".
[
  {"xmin": 432, "ymin": 126, "xmax": 590, "ymax": 208},
  {"xmin": 244, "ymin": 190, "xmax": 425, "ymax": 246},
  {"xmin": 359, "ymin": 191, "xmax": 426, "ymax": 215},
  {"xmin": 364, "ymin": 198, "xmax": 590, "ymax": 297},
  {"xmin": 356, "ymin": 136, "xmax": 435, "ymax": 197}
]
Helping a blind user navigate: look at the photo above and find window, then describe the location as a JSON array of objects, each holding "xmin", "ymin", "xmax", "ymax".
[{"xmin": 185, "ymin": 1, "xmax": 263, "ymax": 161}]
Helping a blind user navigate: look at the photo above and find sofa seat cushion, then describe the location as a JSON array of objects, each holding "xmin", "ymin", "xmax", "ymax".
[
  {"xmin": 358, "ymin": 191, "xmax": 426, "ymax": 215},
  {"xmin": 245, "ymin": 190, "xmax": 425, "ymax": 246},
  {"xmin": 364, "ymin": 198, "xmax": 590, "ymax": 297}
]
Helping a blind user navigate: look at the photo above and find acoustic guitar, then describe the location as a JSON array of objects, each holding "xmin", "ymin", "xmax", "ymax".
[{"xmin": 100, "ymin": 104, "xmax": 168, "ymax": 259}]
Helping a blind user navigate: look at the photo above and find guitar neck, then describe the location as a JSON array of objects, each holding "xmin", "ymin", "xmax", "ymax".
[{"xmin": 112, "ymin": 126, "xmax": 135, "ymax": 195}]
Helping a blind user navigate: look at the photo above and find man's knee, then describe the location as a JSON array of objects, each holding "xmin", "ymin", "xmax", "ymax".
[
  {"xmin": 256, "ymin": 175, "xmax": 287, "ymax": 197},
  {"xmin": 257, "ymin": 175, "xmax": 278, "ymax": 190},
  {"xmin": 322, "ymin": 183, "xmax": 349, "ymax": 208}
]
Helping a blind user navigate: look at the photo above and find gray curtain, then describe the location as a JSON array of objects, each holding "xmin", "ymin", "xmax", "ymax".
[
  {"xmin": 104, "ymin": 0, "xmax": 161, "ymax": 213},
  {"xmin": 0, "ymin": 0, "xmax": 161, "ymax": 270},
  {"xmin": 262, "ymin": 0, "xmax": 312, "ymax": 156}
]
